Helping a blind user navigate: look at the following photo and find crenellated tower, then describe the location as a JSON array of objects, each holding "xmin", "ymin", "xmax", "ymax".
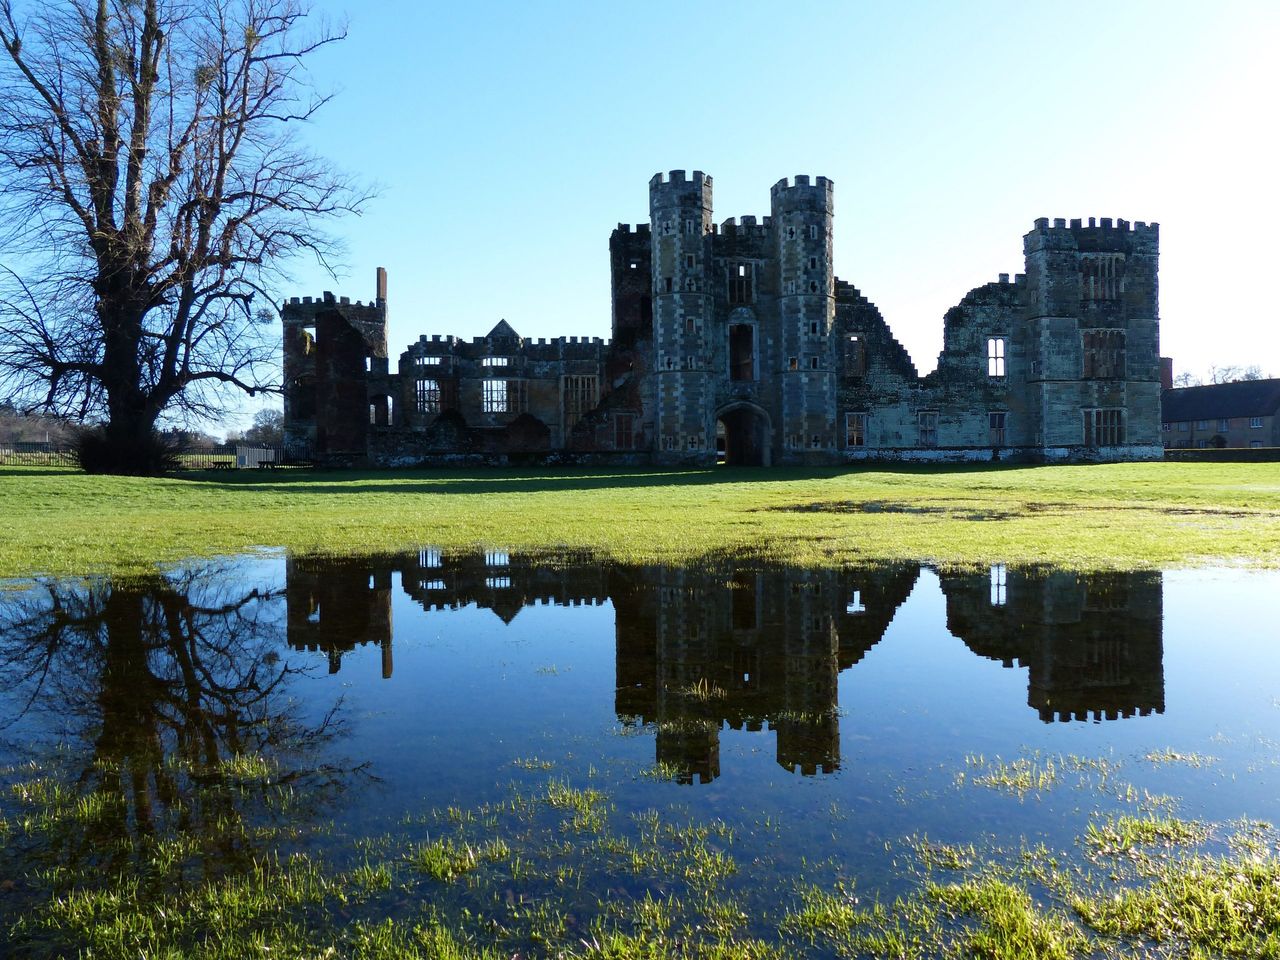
[
  {"xmin": 650, "ymin": 170, "xmax": 714, "ymax": 462},
  {"xmin": 1022, "ymin": 217, "xmax": 1161, "ymax": 457},
  {"xmin": 771, "ymin": 176, "xmax": 836, "ymax": 462}
]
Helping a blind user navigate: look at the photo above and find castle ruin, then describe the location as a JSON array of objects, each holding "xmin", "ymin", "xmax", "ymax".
[{"xmin": 282, "ymin": 171, "xmax": 1162, "ymax": 466}]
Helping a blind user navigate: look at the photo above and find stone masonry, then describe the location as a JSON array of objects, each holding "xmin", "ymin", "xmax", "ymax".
[{"xmin": 281, "ymin": 172, "xmax": 1163, "ymax": 466}]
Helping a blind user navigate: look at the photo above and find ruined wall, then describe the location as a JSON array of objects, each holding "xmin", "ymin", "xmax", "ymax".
[{"xmin": 281, "ymin": 277, "xmax": 388, "ymax": 463}]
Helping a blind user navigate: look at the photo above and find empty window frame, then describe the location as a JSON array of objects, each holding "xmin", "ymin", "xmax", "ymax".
[
  {"xmin": 481, "ymin": 356, "xmax": 509, "ymax": 368},
  {"xmin": 1083, "ymin": 408, "xmax": 1124, "ymax": 447},
  {"xmin": 415, "ymin": 379, "xmax": 441, "ymax": 413},
  {"xmin": 562, "ymin": 375, "xmax": 599, "ymax": 434},
  {"xmin": 729, "ymin": 262, "xmax": 753, "ymax": 305},
  {"xmin": 989, "ymin": 411, "xmax": 1007, "ymax": 446},
  {"xmin": 729, "ymin": 324, "xmax": 755, "ymax": 381},
  {"xmin": 918, "ymin": 411, "xmax": 939, "ymax": 447},
  {"xmin": 846, "ymin": 412, "xmax": 867, "ymax": 447},
  {"xmin": 845, "ymin": 335, "xmax": 866, "ymax": 377},
  {"xmin": 1250, "ymin": 416, "xmax": 1264, "ymax": 428},
  {"xmin": 482, "ymin": 379, "xmax": 508, "ymax": 413},
  {"xmin": 420, "ymin": 547, "xmax": 442, "ymax": 568},
  {"xmin": 614, "ymin": 413, "xmax": 635, "ymax": 449},
  {"xmin": 809, "ymin": 356, "xmax": 820, "ymax": 370},
  {"xmin": 845, "ymin": 590, "xmax": 865, "ymax": 614},
  {"xmin": 1080, "ymin": 252, "xmax": 1125, "ymax": 300},
  {"xmin": 987, "ymin": 337, "xmax": 1006, "ymax": 377},
  {"xmin": 1082, "ymin": 330, "xmax": 1126, "ymax": 379}
]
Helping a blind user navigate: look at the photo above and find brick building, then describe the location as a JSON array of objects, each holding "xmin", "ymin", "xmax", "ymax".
[
  {"xmin": 1161, "ymin": 379, "xmax": 1280, "ymax": 449},
  {"xmin": 282, "ymin": 171, "xmax": 1163, "ymax": 466}
]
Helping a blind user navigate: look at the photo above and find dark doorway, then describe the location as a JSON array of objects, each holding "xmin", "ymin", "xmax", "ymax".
[{"xmin": 717, "ymin": 405, "xmax": 770, "ymax": 466}]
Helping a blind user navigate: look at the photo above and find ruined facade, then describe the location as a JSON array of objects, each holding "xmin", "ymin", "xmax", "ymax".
[{"xmin": 283, "ymin": 172, "xmax": 1163, "ymax": 466}]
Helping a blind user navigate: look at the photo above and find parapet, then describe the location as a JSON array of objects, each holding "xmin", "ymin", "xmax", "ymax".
[
  {"xmin": 649, "ymin": 169, "xmax": 713, "ymax": 207},
  {"xmin": 1025, "ymin": 216, "xmax": 1159, "ymax": 254},
  {"xmin": 770, "ymin": 174, "xmax": 834, "ymax": 215},
  {"xmin": 611, "ymin": 223, "xmax": 651, "ymax": 236},
  {"xmin": 715, "ymin": 215, "xmax": 772, "ymax": 238},
  {"xmin": 650, "ymin": 169, "xmax": 711, "ymax": 189}
]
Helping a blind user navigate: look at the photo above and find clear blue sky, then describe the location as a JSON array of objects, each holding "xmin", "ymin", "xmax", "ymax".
[{"xmin": 258, "ymin": 0, "xmax": 1279, "ymax": 422}]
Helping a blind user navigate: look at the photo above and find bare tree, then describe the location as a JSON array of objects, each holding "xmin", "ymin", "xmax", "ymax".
[
  {"xmin": 1209, "ymin": 364, "xmax": 1244, "ymax": 385},
  {"xmin": 0, "ymin": 0, "xmax": 367, "ymax": 472}
]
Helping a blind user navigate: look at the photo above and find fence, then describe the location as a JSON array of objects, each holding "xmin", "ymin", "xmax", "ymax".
[
  {"xmin": 0, "ymin": 440, "xmax": 286, "ymax": 470},
  {"xmin": 0, "ymin": 440, "xmax": 77, "ymax": 466}
]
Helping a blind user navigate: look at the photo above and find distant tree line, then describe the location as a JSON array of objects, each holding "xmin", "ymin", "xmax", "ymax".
[{"xmin": 1171, "ymin": 364, "xmax": 1272, "ymax": 388}]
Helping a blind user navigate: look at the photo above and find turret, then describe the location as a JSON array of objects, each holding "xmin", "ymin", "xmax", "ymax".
[
  {"xmin": 649, "ymin": 170, "xmax": 715, "ymax": 461},
  {"xmin": 771, "ymin": 176, "xmax": 836, "ymax": 460}
]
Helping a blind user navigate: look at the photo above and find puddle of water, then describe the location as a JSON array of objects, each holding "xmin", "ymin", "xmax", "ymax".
[{"xmin": 1, "ymin": 552, "xmax": 1277, "ymax": 954}]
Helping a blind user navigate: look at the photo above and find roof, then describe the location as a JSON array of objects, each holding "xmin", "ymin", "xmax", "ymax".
[
  {"xmin": 486, "ymin": 319, "xmax": 521, "ymax": 341},
  {"xmin": 1162, "ymin": 379, "xmax": 1280, "ymax": 422}
]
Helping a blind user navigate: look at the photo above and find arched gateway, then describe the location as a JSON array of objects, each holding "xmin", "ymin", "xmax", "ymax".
[{"xmin": 716, "ymin": 402, "xmax": 771, "ymax": 466}]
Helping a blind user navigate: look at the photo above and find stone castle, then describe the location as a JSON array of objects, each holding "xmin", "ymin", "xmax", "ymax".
[{"xmin": 282, "ymin": 171, "xmax": 1163, "ymax": 466}]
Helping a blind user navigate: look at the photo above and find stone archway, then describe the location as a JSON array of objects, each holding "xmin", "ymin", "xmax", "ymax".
[{"xmin": 716, "ymin": 402, "xmax": 771, "ymax": 466}]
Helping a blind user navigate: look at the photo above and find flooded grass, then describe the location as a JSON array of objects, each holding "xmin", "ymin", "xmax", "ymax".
[
  {"xmin": 5, "ymin": 753, "xmax": 1280, "ymax": 958},
  {"xmin": 6, "ymin": 461, "xmax": 1280, "ymax": 578}
]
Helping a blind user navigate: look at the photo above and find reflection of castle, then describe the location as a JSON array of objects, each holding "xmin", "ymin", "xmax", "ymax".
[
  {"xmin": 286, "ymin": 557, "xmax": 394, "ymax": 678},
  {"xmin": 283, "ymin": 553, "xmax": 1166, "ymax": 781},
  {"xmin": 611, "ymin": 563, "xmax": 918, "ymax": 783},
  {"xmin": 939, "ymin": 567, "xmax": 1164, "ymax": 722}
]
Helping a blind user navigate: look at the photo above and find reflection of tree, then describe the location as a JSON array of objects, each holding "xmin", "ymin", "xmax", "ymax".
[{"xmin": 0, "ymin": 563, "xmax": 356, "ymax": 885}]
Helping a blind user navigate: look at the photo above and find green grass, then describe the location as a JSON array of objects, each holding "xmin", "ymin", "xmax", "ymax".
[{"xmin": 3, "ymin": 461, "xmax": 1280, "ymax": 577}]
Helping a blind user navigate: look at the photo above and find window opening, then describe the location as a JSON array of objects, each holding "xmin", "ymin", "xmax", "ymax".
[
  {"xmin": 482, "ymin": 379, "xmax": 508, "ymax": 413},
  {"xmin": 562, "ymin": 375, "xmax": 599, "ymax": 434},
  {"xmin": 919, "ymin": 411, "xmax": 939, "ymax": 447},
  {"xmin": 1083, "ymin": 408, "xmax": 1124, "ymax": 446},
  {"xmin": 846, "ymin": 590, "xmax": 865, "ymax": 614},
  {"xmin": 729, "ymin": 262, "xmax": 753, "ymax": 304},
  {"xmin": 846, "ymin": 412, "xmax": 867, "ymax": 447},
  {"xmin": 845, "ymin": 335, "xmax": 866, "ymax": 377},
  {"xmin": 415, "ymin": 379, "xmax": 441, "ymax": 413},
  {"xmin": 987, "ymin": 337, "xmax": 1006, "ymax": 377},
  {"xmin": 729, "ymin": 324, "xmax": 755, "ymax": 381},
  {"xmin": 1082, "ymin": 330, "xmax": 1126, "ymax": 379},
  {"xmin": 989, "ymin": 411, "xmax": 1007, "ymax": 446},
  {"xmin": 615, "ymin": 413, "xmax": 634, "ymax": 449}
]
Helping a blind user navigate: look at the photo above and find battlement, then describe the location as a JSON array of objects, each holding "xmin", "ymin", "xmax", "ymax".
[
  {"xmin": 1031, "ymin": 216, "xmax": 1159, "ymax": 236},
  {"xmin": 282, "ymin": 292, "xmax": 385, "ymax": 324},
  {"xmin": 650, "ymin": 169, "xmax": 711, "ymax": 189},
  {"xmin": 715, "ymin": 215, "xmax": 772, "ymax": 237},
  {"xmin": 770, "ymin": 174, "xmax": 834, "ymax": 195},
  {"xmin": 612, "ymin": 222, "xmax": 651, "ymax": 236}
]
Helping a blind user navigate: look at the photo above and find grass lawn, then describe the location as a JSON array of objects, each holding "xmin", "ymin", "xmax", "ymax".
[{"xmin": 3, "ymin": 461, "xmax": 1280, "ymax": 578}]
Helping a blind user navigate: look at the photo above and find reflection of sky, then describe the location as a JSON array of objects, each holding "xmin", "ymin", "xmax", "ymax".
[
  {"xmin": 275, "ymin": 564, "xmax": 1280, "ymax": 882},
  {"xmin": 5, "ymin": 559, "xmax": 1279, "ymax": 901}
]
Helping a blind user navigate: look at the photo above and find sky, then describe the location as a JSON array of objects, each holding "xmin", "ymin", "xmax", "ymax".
[{"xmin": 250, "ymin": 0, "xmax": 1280, "ymax": 425}]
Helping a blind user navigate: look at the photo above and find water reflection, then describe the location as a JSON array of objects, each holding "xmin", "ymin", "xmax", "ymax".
[
  {"xmin": 0, "ymin": 563, "xmax": 355, "ymax": 877},
  {"xmin": 278, "ymin": 552, "xmax": 1165, "ymax": 784}
]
